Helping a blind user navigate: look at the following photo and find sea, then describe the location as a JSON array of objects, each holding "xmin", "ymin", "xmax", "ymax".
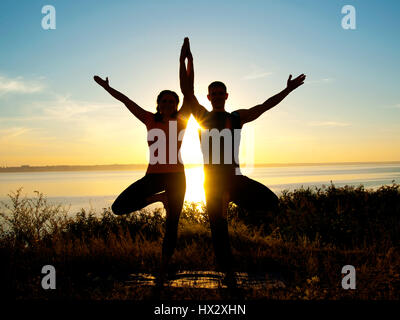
[{"xmin": 0, "ymin": 163, "xmax": 399, "ymax": 215}]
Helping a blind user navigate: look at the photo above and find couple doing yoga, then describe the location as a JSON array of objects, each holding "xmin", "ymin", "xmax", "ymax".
[{"xmin": 94, "ymin": 37, "xmax": 306, "ymax": 285}]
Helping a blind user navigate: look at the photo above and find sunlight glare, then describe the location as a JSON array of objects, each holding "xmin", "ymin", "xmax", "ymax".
[
  {"xmin": 180, "ymin": 115, "xmax": 203, "ymax": 165},
  {"xmin": 184, "ymin": 166, "xmax": 205, "ymax": 205},
  {"xmin": 181, "ymin": 116, "xmax": 206, "ymax": 206}
]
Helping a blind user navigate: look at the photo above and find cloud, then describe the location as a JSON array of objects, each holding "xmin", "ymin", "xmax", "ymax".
[
  {"xmin": 374, "ymin": 103, "xmax": 400, "ymax": 110},
  {"xmin": 0, "ymin": 91, "xmax": 144, "ymax": 146},
  {"xmin": 379, "ymin": 127, "xmax": 400, "ymax": 134},
  {"xmin": 0, "ymin": 75, "xmax": 44, "ymax": 95},
  {"xmin": 308, "ymin": 121, "xmax": 350, "ymax": 127},
  {"xmin": 243, "ymin": 64, "xmax": 272, "ymax": 80},
  {"xmin": 306, "ymin": 78, "xmax": 334, "ymax": 84},
  {"xmin": 0, "ymin": 95, "xmax": 119, "ymax": 123},
  {"xmin": 0, "ymin": 116, "xmax": 48, "ymax": 123},
  {"xmin": 39, "ymin": 94, "xmax": 120, "ymax": 121},
  {"xmin": 0, "ymin": 92, "xmax": 128, "ymax": 127},
  {"xmin": 0, "ymin": 127, "xmax": 32, "ymax": 141},
  {"xmin": 243, "ymin": 71, "xmax": 272, "ymax": 80}
]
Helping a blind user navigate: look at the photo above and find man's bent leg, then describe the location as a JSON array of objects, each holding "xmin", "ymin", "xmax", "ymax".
[{"xmin": 230, "ymin": 175, "xmax": 279, "ymax": 225}]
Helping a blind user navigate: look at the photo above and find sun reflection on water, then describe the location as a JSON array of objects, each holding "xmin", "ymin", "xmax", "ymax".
[{"xmin": 184, "ymin": 166, "xmax": 205, "ymax": 210}]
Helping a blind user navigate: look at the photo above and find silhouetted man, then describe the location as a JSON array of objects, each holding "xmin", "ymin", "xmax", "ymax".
[{"xmin": 180, "ymin": 38, "xmax": 306, "ymax": 278}]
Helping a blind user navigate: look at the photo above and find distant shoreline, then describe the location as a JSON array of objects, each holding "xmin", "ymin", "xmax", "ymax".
[{"xmin": 1, "ymin": 161, "xmax": 400, "ymax": 173}]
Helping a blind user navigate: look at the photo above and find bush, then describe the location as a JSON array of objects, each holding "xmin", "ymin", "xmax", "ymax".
[{"xmin": 1, "ymin": 183, "xmax": 399, "ymax": 300}]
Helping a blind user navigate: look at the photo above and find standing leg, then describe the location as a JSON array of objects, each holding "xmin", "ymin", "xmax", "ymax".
[
  {"xmin": 204, "ymin": 175, "xmax": 234, "ymax": 273},
  {"xmin": 158, "ymin": 172, "xmax": 186, "ymax": 285}
]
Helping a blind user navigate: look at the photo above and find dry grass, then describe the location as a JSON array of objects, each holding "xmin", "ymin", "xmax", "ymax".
[{"xmin": 1, "ymin": 183, "xmax": 399, "ymax": 300}]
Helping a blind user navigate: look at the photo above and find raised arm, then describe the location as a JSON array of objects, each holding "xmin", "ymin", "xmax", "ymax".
[
  {"xmin": 93, "ymin": 76, "xmax": 152, "ymax": 124},
  {"xmin": 179, "ymin": 38, "xmax": 193, "ymax": 97},
  {"xmin": 178, "ymin": 37, "xmax": 208, "ymax": 123},
  {"xmin": 236, "ymin": 73, "xmax": 306, "ymax": 125},
  {"xmin": 177, "ymin": 38, "xmax": 193, "ymax": 121}
]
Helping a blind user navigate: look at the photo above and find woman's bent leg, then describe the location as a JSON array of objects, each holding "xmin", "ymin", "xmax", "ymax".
[{"xmin": 111, "ymin": 174, "xmax": 165, "ymax": 215}]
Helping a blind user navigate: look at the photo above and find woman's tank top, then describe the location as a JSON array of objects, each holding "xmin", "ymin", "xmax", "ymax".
[{"xmin": 144, "ymin": 113, "xmax": 187, "ymax": 174}]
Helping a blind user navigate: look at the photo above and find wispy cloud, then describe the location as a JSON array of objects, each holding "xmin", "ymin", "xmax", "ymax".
[
  {"xmin": 0, "ymin": 96, "xmax": 119, "ymax": 123},
  {"xmin": 0, "ymin": 94, "xmax": 136, "ymax": 157},
  {"xmin": 308, "ymin": 121, "xmax": 350, "ymax": 127},
  {"xmin": 0, "ymin": 127, "xmax": 32, "ymax": 141},
  {"xmin": 306, "ymin": 78, "xmax": 334, "ymax": 84},
  {"xmin": 243, "ymin": 64, "xmax": 272, "ymax": 80},
  {"xmin": 0, "ymin": 116, "xmax": 48, "ymax": 123},
  {"xmin": 379, "ymin": 127, "xmax": 400, "ymax": 134},
  {"xmin": 375, "ymin": 103, "xmax": 400, "ymax": 110},
  {"xmin": 40, "ymin": 94, "xmax": 119, "ymax": 121},
  {"xmin": 243, "ymin": 71, "xmax": 272, "ymax": 80},
  {"xmin": 0, "ymin": 75, "xmax": 44, "ymax": 95}
]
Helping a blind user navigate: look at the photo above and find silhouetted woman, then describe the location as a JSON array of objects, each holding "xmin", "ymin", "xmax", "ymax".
[{"xmin": 93, "ymin": 39, "xmax": 193, "ymax": 285}]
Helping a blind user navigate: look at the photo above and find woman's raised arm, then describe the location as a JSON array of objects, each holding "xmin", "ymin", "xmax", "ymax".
[{"xmin": 94, "ymin": 75, "xmax": 152, "ymax": 124}]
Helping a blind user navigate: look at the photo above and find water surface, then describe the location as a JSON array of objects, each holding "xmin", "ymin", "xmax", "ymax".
[{"xmin": 1, "ymin": 163, "xmax": 399, "ymax": 213}]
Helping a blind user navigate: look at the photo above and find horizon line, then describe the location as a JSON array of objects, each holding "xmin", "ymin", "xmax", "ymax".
[{"xmin": 1, "ymin": 160, "xmax": 400, "ymax": 171}]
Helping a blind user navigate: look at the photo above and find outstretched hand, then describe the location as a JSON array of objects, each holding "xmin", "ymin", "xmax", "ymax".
[
  {"xmin": 286, "ymin": 74, "xmax": 306, "ymax": 91},
  {"xmin": 94, "ymin": 75, "xmax": 109, "ymax": 88}
]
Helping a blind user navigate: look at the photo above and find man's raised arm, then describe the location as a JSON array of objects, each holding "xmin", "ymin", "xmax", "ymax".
[
  {"xmin": 237, "ymin": 73, "xmax": 306, "ymax": 125},
  {"xmin": 93, "ymin": 75, "xmax": 151, "ymax": 124}
]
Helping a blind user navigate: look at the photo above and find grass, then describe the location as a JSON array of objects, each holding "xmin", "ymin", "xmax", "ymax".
[{"xmin": 1, "ymin": 183, "xmax": 399, "ymax": 300}]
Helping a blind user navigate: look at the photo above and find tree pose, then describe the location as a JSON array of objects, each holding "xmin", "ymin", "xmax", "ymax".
[
  {"xmin": 180, "ymin": 37, "xmax": 306, "ymax": 283},
  {"xmin": 94, "ymin": 54, "xmax": 192, "ymax": 285}
]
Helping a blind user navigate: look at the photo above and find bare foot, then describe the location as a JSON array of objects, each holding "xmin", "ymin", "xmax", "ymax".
[{"xmin": 155, "ymin": 258, "xmax": 168, "ymax": 288}]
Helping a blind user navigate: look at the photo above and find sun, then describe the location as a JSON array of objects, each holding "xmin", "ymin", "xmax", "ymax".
[
  {"xmin": 180, "ymin": 115, "xmax": 203, "ymax": 165},
  {"xmin": 180, "ymin": 116, "xmax": 206, "ymax": 204}
]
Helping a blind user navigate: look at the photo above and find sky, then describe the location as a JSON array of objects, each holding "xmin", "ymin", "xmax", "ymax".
[{"xmin": 1, "ymin": 0, "xmax": 400, "ymax": 166}]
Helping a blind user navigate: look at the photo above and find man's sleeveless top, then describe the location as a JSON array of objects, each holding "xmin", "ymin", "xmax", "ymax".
[{"xmin": 197, "ymin": 111, "xmax": 242, "ymax": 176}]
